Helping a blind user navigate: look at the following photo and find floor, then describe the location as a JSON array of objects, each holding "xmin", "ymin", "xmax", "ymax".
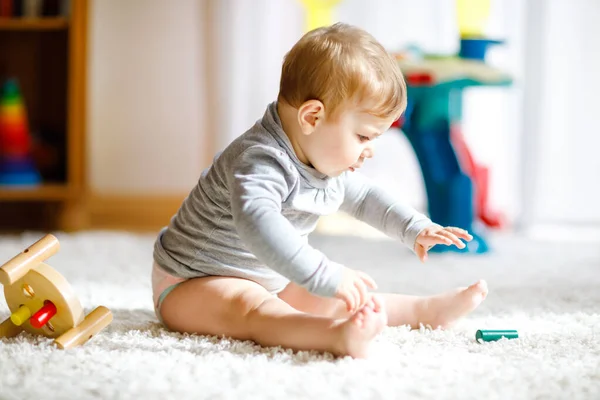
[{"xmin": 0, "ymin": 230, "xmax": 599, "ymax": 399}]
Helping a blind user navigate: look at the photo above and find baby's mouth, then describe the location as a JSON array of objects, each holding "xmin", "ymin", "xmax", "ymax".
[{"xmin": 349, "ymin": 161, "xmax": 364, "ymax": 172}]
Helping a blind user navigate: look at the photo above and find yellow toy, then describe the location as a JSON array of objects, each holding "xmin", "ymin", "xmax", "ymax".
[
  {"xmin": 298, "ymin": 0, "xmax": 343, "ymax": 32},
  {"xmin": 0, "ymin": 234, "xmax": 112, "ymax": 349},
  {"xmin": 456, "ymin": 0, "xmax": 491, "ymax": 37}
]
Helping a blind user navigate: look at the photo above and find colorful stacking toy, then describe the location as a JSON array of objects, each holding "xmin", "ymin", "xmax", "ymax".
[{"xmin": 0, "ymin": 78, "xmax": 41, "ymax": 186}]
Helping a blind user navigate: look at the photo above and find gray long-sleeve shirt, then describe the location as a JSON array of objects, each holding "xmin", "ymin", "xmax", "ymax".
[{"xmin": 153, "ymin": 102, "xmax": 433, "ymax": 297}]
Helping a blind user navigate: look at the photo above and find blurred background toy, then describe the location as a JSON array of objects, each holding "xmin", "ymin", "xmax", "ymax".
[
  {"xmin": 0, "ymin": 78, "xmax": 42, "ymax": 186},
  {"xmin": 299, "ymin": 0, "xmax": 343, "ymax": 32},
  {"xmin": 392, "ymin": 0, "xmax": 511, "ymax": 253}
]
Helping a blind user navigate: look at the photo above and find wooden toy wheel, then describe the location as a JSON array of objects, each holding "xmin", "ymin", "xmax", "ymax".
[
  {"xmin": 3, "ymin": 262, "xmax": 84, "ymax": 338},
  {"xmin": 1, "ymin": 234, "xmax": 112, "ymax": 347}
]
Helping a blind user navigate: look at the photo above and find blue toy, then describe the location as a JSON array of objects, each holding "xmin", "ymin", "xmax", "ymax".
[
  {"xmin": 388, "ymin": 0, "xmax": 513, "ymax": 254},
  {"xmin": 393, "ymin": 53, "xmax": 512, "ymax": 254}
]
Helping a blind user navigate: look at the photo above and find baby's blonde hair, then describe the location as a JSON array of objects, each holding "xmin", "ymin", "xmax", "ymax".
[{"xmin": 278, "ymin": 23, "xmax": 406, "ymax": 121}]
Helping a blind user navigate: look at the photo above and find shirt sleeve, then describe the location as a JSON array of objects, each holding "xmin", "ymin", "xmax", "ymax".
[
  {"xmin": 228, "ymin": 146, "xmax": 343, "ymax": 297},
  {"xmin": 340, "ymin": 172, "xmax": 433, "ymax": 251}
]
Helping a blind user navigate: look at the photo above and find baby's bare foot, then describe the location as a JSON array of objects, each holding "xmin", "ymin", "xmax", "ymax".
[
  {"xmin": 419, "ymin": 280, "xmax": 488, "ymax": 329},
  {"xmin": 335, "ymin": 295, "xmax": 387, "ymax": 358}
]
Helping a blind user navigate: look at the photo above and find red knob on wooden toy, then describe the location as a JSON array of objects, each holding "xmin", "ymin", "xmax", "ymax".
[{"xmin": 30, "ymin": 301, "xmax": 57, "ymax": 329}]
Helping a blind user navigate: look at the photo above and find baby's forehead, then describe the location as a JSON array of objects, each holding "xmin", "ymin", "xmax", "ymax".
[{"xmin": 347, "ymin": 109, "xmax": 394, "ymax": 128}]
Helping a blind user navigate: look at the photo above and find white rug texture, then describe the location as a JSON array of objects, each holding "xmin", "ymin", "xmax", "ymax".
[{"xmin": 0, "ymin": 231, "xmax": 599, "ymax": 400}]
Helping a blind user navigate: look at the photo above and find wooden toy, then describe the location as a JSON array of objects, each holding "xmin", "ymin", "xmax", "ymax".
[{"xmin": 0, "ymin": 234, "xmax": 112, "ymax": 349}]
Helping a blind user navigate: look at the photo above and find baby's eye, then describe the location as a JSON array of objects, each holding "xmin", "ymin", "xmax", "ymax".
[{"xmin": 357, "ymin": 134, "xmax": 370, "ymax": 142}]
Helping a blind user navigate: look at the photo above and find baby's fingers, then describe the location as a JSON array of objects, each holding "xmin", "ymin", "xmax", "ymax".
[
  {"xmin": 337, "ymin": 289, "xmax": 354, "ymax": 312},
  {"xmin": 429, "ymin": 233, "xmax": 454, "ymax": 246},
  {"xmin": 445, "ymin": 227, "xmax": 473, "ymax": 241},
  {"xmin": 347, "ymin": 292, "xmax": 356, "ymax": 312},
  {"xmin": 415, "ymin": 243, "xmax": 428, "ymax": 263},
  {"xmin": 354, "ymin": 279, "xmax": 368, "ymax": 310},
  {"xmin": 438, "ymin": 230, "xmax": 465, "ymax": 249},
  {"xmin": 351, "ymin": 287, "xmax": 361, "ymax": 312},
  {"xmin": 357, "ymin": 271, "xmax": 378, "ymax": 290}
]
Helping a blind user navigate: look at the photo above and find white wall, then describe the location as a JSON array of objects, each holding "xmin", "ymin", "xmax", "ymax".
[
  {"xmin": 208, "ymin": 0, "xmax": 304, "ymax": 152},
  {"xmin": 87, "ymin": 0, "xmax": 205, "ymax": 194}
]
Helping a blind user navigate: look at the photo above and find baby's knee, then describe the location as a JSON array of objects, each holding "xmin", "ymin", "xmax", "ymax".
[{"xmin": 228, "ymin": 286, "xmax": 275, "ymax": 322}]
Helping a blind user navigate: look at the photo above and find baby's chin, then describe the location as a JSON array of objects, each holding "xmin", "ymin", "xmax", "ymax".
[
  {"xmin": 313, "ymin": 164, "xmax": 353, "ymax": 177},
  {"xmin": 326, "ymin": 169, "xmax": 352, "ymax": 178}
]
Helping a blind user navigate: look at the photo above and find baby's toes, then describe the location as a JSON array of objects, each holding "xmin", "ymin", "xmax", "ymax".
[{"xmin": 360, "ymin": 306, "xmax": 375, "ymax": 324}]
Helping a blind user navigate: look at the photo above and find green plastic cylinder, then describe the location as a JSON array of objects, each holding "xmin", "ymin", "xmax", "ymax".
[{"xmin": 475, "ymin": 330, "xmax": 518, "ymax": 342}]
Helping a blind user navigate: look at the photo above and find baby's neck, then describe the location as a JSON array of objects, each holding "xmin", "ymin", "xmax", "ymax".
[{"xmin": 277, "ymin": 101, "xmax": 310, "ymax": 166}]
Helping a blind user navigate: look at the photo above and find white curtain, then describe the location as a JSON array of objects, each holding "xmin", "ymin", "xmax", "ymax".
[
  {"xmin": 521, "ymin": 0, "xmax": 600, "ymax": 231},
  {"xmin": 205, "ymin": 0, "xmax": 525, "ymax": 222},
  {"xmin": 207, "ymin": 0, "xmax": 303, "ymax": 151}
]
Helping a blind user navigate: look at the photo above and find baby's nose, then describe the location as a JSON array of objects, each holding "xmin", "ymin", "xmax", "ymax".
[{"xmin": 362, "ymin": 145, "xmax": 374, "ymax": 159}]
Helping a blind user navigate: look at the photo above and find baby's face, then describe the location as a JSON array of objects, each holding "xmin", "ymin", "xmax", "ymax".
[{"xmin": 305, "ymin": 106, "xmax": 394, "ymax": 177}]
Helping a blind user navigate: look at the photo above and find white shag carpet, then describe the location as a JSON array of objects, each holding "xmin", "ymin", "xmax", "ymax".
[{"xmin": 0, "ymin": 231, "xmax": 599, "ymax": 400}]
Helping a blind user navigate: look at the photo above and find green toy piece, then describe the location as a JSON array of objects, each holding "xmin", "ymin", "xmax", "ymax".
[{"xmin": 475, "ymin": 330, "xmax": 518, "ymax": 342}]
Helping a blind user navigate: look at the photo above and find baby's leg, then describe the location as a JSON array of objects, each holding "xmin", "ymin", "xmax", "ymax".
[
  {"xmin": 278, "ymin": 280, "xmax": 488, "ymax": 329},
  {"xmin": 159, "ymin": 276, "xmax": 387, "ymax": 358}
]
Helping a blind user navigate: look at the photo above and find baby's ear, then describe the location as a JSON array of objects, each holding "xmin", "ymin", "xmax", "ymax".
[{"xmin": 298, "ymin": 100, "xmax": 324, "ymax": 135}]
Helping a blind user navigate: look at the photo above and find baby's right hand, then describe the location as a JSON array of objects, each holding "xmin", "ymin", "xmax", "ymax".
[{"xmin": 335, "ymin": 267, "xmax": 378, "ymax": 313}]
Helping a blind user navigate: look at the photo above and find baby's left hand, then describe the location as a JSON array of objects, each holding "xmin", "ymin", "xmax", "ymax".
[{"xmin": 414, "ymin": 225, "xmax": 473, "ymax": 262}]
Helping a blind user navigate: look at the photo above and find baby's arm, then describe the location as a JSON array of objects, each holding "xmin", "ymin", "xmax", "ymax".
[
  {"xmin": 229, "ymin": 147, "xmax": 343, "ymax": 297},
  {"xmin": 340, "ymin": 172, "xmax": 433, "ymax": 250}
]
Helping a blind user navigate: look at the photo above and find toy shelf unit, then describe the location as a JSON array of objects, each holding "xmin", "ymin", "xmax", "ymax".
[{"xmin": 0, "ymin": 0, "xmax": 88, "ymax": 231}]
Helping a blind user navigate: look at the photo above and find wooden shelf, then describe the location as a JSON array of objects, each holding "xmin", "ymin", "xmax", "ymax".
[
  {"xmin": 0, "ymin": 17, "xmax": 69, "ymax": 31},
  {"xmin": 0, "ymin": 1, "xmax": 88, "ymax": 231},
  {"xmin": 0, "ymin": 184, "xmax": 73, "ymax": 201}
]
